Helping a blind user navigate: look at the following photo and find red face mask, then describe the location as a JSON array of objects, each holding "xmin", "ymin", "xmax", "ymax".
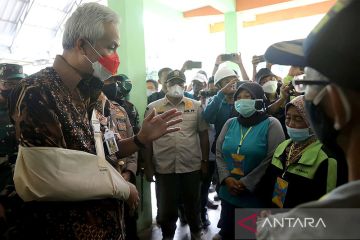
[
  {"xmin": 86, "ymin": 40, "xmax": 120, "ymax": 75},
  {"xmin": 98, "ymin": 52, "xmax": 120, "ymax": 75}
]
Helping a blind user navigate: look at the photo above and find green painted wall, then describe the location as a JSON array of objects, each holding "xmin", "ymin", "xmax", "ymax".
[
  {"xmin": 144, "ymin": 0, "xmax": 182, "ymax": 20},
  {"xmin": 107, "ymin": 0, "xmax": 152, "ymax": 232}
]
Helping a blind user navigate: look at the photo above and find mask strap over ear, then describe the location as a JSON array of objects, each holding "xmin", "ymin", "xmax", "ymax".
[{"xmin": 328, "ymin": 85, "xmax": 352, "ymax": 130}]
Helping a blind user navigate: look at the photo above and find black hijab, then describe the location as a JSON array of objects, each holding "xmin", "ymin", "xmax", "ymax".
[{"xmin": 234, "ymin": 82, "xmax": 269, "ymax": 127}]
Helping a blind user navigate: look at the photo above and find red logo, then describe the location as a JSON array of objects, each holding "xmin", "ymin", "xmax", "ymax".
[{"xmin": 237, "ymin": 213, "xmax": 258, "ymax": 233}]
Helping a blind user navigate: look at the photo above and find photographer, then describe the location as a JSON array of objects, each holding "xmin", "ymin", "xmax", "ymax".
[
  {"xmin": 266, "ymin": 67, "xmax": 304, "ymax": 124},
  {"xmin": 203, "ymin": 67, "xmax": 239, "ymax": 139},
  {"xmin": 199, "ymin": 77, "xmax": 217, "ymax": 106},
  {"xmin": 191, "ymin": 72, "xmax": 207, "ymax": 101}
]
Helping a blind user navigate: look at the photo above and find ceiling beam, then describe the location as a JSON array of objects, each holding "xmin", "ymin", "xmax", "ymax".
[
  {"xmin": 183, "ymin": 6, "xmax": 222, "ymax": 18},
  {"xmin": 209, "ymin": 0, "xmax": 336, "ymax": 33},
  {"xmin": 243, "ymin": 0, "xmax": 336, "ymax": 27},
  {"xmin": 236, "ymin": 0, "xmax": 291, "ymax": 11},
  {"xmin": 208, "ymin": 0, "xmax": 235, "ymax": 13}
]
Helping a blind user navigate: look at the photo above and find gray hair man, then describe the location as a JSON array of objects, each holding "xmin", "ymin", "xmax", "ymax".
[{"xmin": 8, "ymin": 3, "xmax": 181, "ymax": 239}]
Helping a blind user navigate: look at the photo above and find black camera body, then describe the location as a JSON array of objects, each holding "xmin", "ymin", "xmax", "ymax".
[{"xmin": 199, "ymin": 89, "xmax": 218, "ymax": 98}]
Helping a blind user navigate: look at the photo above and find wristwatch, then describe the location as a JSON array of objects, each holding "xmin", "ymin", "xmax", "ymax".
[{"xmin": 134, "ymin": 135, "xmax": 146, "ymax": 149}]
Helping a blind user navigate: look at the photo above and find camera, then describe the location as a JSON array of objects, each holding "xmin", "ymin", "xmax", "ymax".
[
  {"xmin": 200, "ymin": 89, "xmax": 218, "ymax": 98},
  {"xmin": 188, "ymin": 61, "xmax": 202, "ymax": 69}
]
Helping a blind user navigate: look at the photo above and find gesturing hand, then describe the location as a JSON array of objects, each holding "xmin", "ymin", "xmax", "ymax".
[
  {"xmin": 138, "ymin": 108, "xmax": 183, "ymax": 144},
  {"xmin": 220, "ymin": 79, "xmax": 237, "ymax": 95}
]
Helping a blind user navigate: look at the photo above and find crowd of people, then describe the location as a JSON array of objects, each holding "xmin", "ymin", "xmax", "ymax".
[{"xmin": 0, "ymin": 1, "xmax": 359, "ymax": 240}]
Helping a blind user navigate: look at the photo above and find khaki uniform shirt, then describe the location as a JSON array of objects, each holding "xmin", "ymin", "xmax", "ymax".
[{"xmin": 145, "ymin": 96, "xmax": 209, "ymax": 174}]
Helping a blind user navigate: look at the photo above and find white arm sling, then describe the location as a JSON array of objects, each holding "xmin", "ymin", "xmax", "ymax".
[{"xmin": 13, "ymin": 110, "xmax": 130, "ymax": 201}]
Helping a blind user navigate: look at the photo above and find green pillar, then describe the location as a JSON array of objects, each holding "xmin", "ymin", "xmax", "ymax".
[
  {"xmin": 107, "ymin": 0, "xmax": 152, "ymax": 232},
  {"xmin": 108, "ymin": 0, "xmax": 147, "ymax": 117},
  {"xmin": 224, "ymin": 11, "xmax": 238, "ymax": 53},
  {"xmin": 224, "ymin": 11, "xmax": 238, "ymax": 69}
]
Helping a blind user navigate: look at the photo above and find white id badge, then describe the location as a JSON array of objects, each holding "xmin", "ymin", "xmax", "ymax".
[{"xmin": 104, "ymin": 129, "xmax": 118, "ymax": 155}]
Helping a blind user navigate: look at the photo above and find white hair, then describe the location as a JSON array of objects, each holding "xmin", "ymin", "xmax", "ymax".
[{"xmin": 62, "ymin": 2, "xmax": 119, "ymax": 49}]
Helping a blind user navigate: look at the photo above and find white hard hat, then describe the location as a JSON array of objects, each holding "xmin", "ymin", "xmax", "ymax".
[
  {"xmin": 193, "ymin": 73, "xmax": 207, "ymax": 83},
  {"xmin": 214, "ymin": 67, "xmax": 236, "ymax": 86}
]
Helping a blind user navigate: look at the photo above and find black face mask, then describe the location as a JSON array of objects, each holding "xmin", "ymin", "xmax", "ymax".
[
  {"xmin": 305, "ymin": 99, "xmax": 342, "ymax": 152},
  {"xmin": 116, "ymin": 80, "xmax": 132, "ymax": 100},
  {"xmin": 102, "ymin": 82, "xmax": 117, "ymax": 101}
]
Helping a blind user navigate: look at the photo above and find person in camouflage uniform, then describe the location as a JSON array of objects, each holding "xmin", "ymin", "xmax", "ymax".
[
  {"xmin": 107, "ymin": 74, "xmax": 141, "ymax": 134},
  {"xmin": 102, "ymin": 74, "xmax": 140, "ymax": 240},
  {"xmin": 0, "ymin": 63, "xmax": 25, "ymax": 238}
]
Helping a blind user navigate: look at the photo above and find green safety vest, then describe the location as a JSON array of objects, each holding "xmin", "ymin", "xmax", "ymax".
[{"xmin": 271, "ymin": 139, "xmax": 337, "ymax": 193}]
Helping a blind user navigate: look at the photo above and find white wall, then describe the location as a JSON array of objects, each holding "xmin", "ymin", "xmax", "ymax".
[
  {"xmin": 143, "ymin": 3, "xmax": 325, "ymax": 84},
  {"xmin": 238, "ymin": 14, "xmax": 325, "ymax": 78}
]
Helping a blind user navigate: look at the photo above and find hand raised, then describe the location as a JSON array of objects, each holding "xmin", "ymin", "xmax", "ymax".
[
  {"xmin": 138, "ymin": 108, "xmax": 183, "ymax": 144},
  {"xmin": 220, "ymin": 79, "xmax": 237, "ymax": 95}
]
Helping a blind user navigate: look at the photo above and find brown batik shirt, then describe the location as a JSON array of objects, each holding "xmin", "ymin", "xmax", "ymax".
[{"xmin": 8, "ymin": 55, "xmax": 125, "ymax": 240}]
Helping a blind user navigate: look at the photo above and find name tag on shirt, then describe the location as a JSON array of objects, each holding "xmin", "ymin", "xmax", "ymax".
[
  {"xmin": 104, "ymin": 129, "xmax": 118, "ymax": 155},
  {"xmin": 272, "ymin": 177, "xmax": 289, "ymax": 208},
  {"xmin": 230, "ymin": 153, "xmax": 245, "ymax": 176}
]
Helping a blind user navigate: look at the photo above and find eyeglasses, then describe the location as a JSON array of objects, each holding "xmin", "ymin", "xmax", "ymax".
[{"xmin": 293, "ymin": 79, "xmax": 329, "ymax": 103}]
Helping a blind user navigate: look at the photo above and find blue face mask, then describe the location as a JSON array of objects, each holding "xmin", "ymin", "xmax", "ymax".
[
  {"xmin": 286, "ymin": 126, "xmax": 312, "ymax": 142},
  {"xmin": 235, "ymin": 99, "xmax": 262, "ymax": 118}
]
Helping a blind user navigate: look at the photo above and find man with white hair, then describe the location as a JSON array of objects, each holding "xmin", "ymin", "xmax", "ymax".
[{"xmin": 8, "ymin": 3, "xmax": 181, "ymax": 239}]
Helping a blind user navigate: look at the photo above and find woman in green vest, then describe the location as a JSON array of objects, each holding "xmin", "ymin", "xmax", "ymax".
[
  {"xmin": 256, "ymin": 95, "xmax": 340, "ymax": 208},
  {"xmin": 213, "ymin": 82, "xmax": 285, "ymax": 240}
]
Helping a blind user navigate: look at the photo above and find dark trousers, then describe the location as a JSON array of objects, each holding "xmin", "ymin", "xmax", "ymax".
[
  {"xmin": 200, "ymin": 161, "xmax": 216, "ymax": 216},
  {"xmin": 218, "ymin": 200, "xmax": 256, "ymax": 240},
  {"xmin": 156, "ymin": 171, "xmax": 201, "ymax": 238},
  {"xmin": 218, "ymin": 200, "xmax": 236, "ymax": 240}
]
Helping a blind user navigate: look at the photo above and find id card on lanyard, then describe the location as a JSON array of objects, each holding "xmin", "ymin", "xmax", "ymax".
[
  {"xmin": 272, "ymin": 177, "xmax": 289, "ymax": 208},
  {"xmin": 230, "ymin": 126, "xmax": 252, "ymax": 176},
  {"xmin": 104, "ymin": 127, "xmax": 118, "ymax": 155},
  {"xmin": 272, "ymin": 144, "xmax": 295, "ymax": 208}
]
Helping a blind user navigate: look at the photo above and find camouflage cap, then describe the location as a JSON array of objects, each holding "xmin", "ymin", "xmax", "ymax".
[{"xmin": 0, "ymin": 63, "xmax": 25, "ymax": 81}]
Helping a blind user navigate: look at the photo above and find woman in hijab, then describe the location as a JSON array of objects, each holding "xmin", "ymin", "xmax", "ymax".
[
  {"xmin": 256, "ymin": 95, "xmax": 341, "ymax": 208},
  {"xmin": 213, "ymin": 82, "xmax": 285, "ymax": 240}
]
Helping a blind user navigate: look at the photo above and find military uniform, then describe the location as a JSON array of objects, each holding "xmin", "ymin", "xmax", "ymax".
[
  {"xmin": 0, "ymin": 64, "xmax": 24, "ymax": 190},
  {"xmin": 116, "ymin": 99, "xmax": 140, "ymax": 135},
  {"xmin": 102, "ymin": 74, "xmax": 140, "ymax": 240},
  {"xmin": 0, "ymin": 63, "xmax": 24, "ymax": 238}
]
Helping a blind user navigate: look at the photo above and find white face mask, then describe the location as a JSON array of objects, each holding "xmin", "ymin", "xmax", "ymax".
[
  {"xmin": 83, "ymin": 41, "xmax": 112, "ymax": 82},
  {"xmin": 146, "ymin": 89, "xmax": 156, "ymax": 97},
  {"xmin": 90, "ymin": 60, "xmax": 112, "ymax": 81},
  {"xmin": 167, "ymin": 85, "xmax": 184, "ymax": 98},
  {"xmin": 262, "ymin": 80, "xmax": 278, "ymax": 94}
]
